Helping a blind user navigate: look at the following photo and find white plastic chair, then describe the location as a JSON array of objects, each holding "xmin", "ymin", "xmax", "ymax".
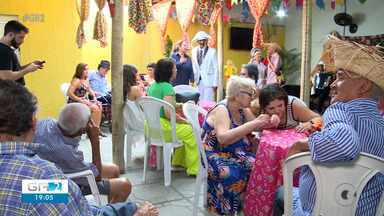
[
  {"xmin": 137, "ymin": 96, "xmax": 182, "ymax": 186},
  {"xmin": 174, "ymin": 85, "xmax": 199, "ymax": 94},
  {"xmin": 123, "ymin": 100, "xmax": 145, "ymax": 167},
  {"xmin": 182, "ymin": 101, "xmax": 208, "ymax": 216},
  {"xmin": 283, "ymin": 152, "xmax": 384, "ymax": 216},
  {"xmin": 60, "ymin": 82, "xmax": 70, "ymax": 101},
  {"xmin": 65, "ymin": 170, "xmax": 108, "ymax": 206}
]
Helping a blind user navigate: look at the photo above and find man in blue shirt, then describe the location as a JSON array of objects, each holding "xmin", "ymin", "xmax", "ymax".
[
  {"xmin": 89, "ymin": 60, "xmax": 111, "ymax": 105},
  {"xmin": 0, "ymin": 80, "xmax": 159, "ymax": 215},
  {"xmin": 273, "ymin": 36, "xmax": 384, "ymax": 216}
]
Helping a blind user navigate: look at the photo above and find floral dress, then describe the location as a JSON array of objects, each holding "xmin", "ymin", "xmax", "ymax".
[
  {"xmin": 202, "ymin": 100, "xmax": 256, "ymax": 215},
  {"xmin": 67, "ymin": 82, "xmax": 89, "ymax": 103}
]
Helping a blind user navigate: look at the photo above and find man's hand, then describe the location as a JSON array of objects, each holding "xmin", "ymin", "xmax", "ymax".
[
  {"xmin": 86, "ymin": 119, "xmax": 102, "ymax": 181},
  {"xmin": 287, "ymin": 138, "xmax": 309, "ymax": 157},
  {"xmin": 32, "ymin": 60, "xmax": 45, "ymax": 69},
  {"xmin": 23, "ymin": 63, "xmax": 40, "ymax": 73}
]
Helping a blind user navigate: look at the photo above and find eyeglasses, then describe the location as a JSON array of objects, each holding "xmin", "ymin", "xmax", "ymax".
[{"xmin": 240, "ymin": 90, "xmax": 256, "ymax": 98}]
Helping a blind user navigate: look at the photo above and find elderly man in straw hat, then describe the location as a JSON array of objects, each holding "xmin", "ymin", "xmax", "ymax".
[
  {"xmin": 191, "ymin": 31, "xmax": 218, "ymax": 102},
  {"xmin": 273, "ymin": 36, "xmax": 384, "ymax": 216}
]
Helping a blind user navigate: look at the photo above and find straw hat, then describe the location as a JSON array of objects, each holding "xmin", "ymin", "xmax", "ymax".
[
  {"xmin": 192, "ymin": 31, "xmax": 210, "ymax": 42},
  {"xmin": 321, "ymin": 36, "xmax": 384, "ymax": 90}
]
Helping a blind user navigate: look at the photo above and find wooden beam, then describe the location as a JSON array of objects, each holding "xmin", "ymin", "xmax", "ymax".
[
  {"xmin": 111, "ymin": 0, "xmax": 125, "ymax": 172},
  {"xmin": 217, "ymin": 9, "xmax": 224, "ymax": 101},
  {"xmin": 300, "ymin": 0, "xmax": 312, "ymax": 105}
]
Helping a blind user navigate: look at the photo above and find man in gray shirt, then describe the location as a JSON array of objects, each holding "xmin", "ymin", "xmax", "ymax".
[{"xmin": 33, "ymin": 103, "xmax": 131, "ymax": 203}]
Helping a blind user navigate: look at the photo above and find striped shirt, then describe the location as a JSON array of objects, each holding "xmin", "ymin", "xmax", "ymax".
[
  {"xmin": 295, "ymin": 98, "xmax": 384, "ymax": 215},
  {"xmin": 0, "ymin": 141, "xmax": 101, "ymax": 215}
]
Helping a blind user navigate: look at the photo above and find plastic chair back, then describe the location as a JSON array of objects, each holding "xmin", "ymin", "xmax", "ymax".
[
  {"xmin": 65, "ymin": 170, "xmax": 107, "ymax": 206},
  {"xmin": 183, "ymin": 101, "xmax": 209, "ymax": 216},
  {"xmin": 137, "ymin": 96, "xmax": 177, "ymax": 145},
  {"xmin": 60, "ymin": 83, "xmax": 70, "ymax": 101},
  {"xmin": 283, "ymin": 152, "xmax": 384, "ymax": 216},
  {"xmin": 123, "ymin": 100, "xmax": 145, "ymax": 133},
  {"xmin": 182, "ymin": 101, "xmax": 208, "ymax": 173}
]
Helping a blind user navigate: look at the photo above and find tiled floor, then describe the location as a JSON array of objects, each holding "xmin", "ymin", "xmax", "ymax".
[{"xmin": 79, "ymin": 132, "xmax": 213, "ymax": 216}]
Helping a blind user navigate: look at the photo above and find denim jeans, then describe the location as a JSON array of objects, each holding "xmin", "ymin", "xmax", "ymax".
[{"xmin": 101, "ymin": 202, "xmax": 137, "ymax": 216}]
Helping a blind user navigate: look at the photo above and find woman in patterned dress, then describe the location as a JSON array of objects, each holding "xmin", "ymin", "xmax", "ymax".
[
  {"xmin": 202, "ymin": 76, "xmax": 273, "ymax": 215},
  {"xmin": 67, "ymin": 63, "xmax": 102, "ymax": 128}
]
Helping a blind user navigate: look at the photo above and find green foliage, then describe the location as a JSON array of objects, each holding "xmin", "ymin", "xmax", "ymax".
[
  {"xmin": 164, "ymin": 35, "xmax": 173, "ymax": 57},
  {"xmin": 279, "ymin": 47, "xmax": 301, "ymax": 78}
]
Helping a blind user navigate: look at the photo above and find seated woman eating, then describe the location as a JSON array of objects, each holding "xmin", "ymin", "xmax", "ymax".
[
  {"xmin": 259, "ymin": 84, "xmax": 321, "ymax": 133},
  {"xmin": 67, "ymin": 63, "xmax": 102, "ymax": 131},
  {"xmin": 202, "ymin": 76, "xmax": 274, "ymax": 215},
  {"xmin": 147, "ymin": 58, "xmax": 199, "ymax": 176}
]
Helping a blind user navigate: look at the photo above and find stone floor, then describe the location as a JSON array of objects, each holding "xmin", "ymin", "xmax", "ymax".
[{"xmin": 79, "ymin": 132, "xmax": 213, "ymax": 216}]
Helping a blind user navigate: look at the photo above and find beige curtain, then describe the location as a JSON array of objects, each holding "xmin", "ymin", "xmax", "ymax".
[
  {"xmin": 76, "ymin": 0, "xmax": 90, "ymax": 48},
  {"xmin": 152, "ymin": 0, "xmax": 173, "ymax": 51},
  {"xmin": 175, "ymin": 0, "xmax": 196, "ymax": 49},
  {"xmin": 94, "ymin": 0, "xmax": 108, "ymax": 47}
]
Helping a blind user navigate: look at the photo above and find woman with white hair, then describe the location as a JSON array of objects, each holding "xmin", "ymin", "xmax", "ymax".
[{"xmin": 202, "ymin": 76, "xmax": 273, "ymax": 215}]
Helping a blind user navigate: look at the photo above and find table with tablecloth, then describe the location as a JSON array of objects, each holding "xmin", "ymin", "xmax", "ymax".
[{"xmin": 243, "ymin": 128, "xmax": 307, "ymax": 216}]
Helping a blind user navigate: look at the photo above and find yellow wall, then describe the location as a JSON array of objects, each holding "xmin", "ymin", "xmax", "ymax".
[{"xmin": 0, "ymin": 1, "xmax": 284, "ymax": 118}]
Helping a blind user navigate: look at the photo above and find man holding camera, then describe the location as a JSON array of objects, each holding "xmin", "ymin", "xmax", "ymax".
[{"xmin": 0, "ymin": 20, "xmax": 42, "ymax": 85}]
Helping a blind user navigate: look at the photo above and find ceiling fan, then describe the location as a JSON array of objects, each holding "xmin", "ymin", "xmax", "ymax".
[{"xmin": 333, "ymin": 0, "xmax": 359, "ymax": 34}]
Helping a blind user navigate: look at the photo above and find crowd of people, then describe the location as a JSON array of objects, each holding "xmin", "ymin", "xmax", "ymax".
[{"xmin": 0, "ymin": 19, "xmax": 383, "ymax": 216}]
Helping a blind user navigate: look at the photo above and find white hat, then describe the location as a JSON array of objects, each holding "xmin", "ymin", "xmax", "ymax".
[
  {"xmin": 192, "ymin": 31, "xmax": 211, "ymax": 42},
  {"xmin": 318, "ymin": 61, "xmax": 324, "ymax": 65}
]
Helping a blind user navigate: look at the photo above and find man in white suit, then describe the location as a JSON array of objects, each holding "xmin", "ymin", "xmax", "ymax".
[{"xmin": 191, "ymin": 31, "xmax": 218, "ymax": 102}]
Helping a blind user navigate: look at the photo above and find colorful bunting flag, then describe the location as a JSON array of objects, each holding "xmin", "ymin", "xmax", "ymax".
[
  {"xmin": 316, "ymin": 0, "xmax": 325, "ymax": 10},
  {"xmin": 296, "ymin": 0, "xmax": 303, "ymax": 9},
  {"xmin": 331, "ymin": 0, "xmax": 336, "ymax": 10}
]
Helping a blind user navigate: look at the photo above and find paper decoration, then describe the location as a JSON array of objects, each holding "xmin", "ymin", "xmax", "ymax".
[
  {"xmin": 247, "ymin": 0, "xmax": 271, "ymax": 48},
  {"xmin": 128, "ymin": 0, "xmax": 152, "ymax": 33},
  {"xmin": 282, "ymin": 0, "xmax": 289, "ymax": 9},
  {"xmin": 296, "ymin": 0, "xmax": 303, "ymax": 9},
  {"xmin": 316, "ymin": 0, "xmax": 325, "ymax": 10},
  {"xmin": 336, "ymin": 0, "xmax": 344, "ymax": 5},
  {"xmin": 93, "ymin": 0, "xmax": 108, "ymax": 47},
  {"xmin": 331, "ymin": 0, "xmax": 336, "ymax": 10},
  {"xmin": 175, "ymin": 0, "xmax": 196, "ymax": 50},
  {"xmin": 241, "ymin": 0, "xmax": 250, "ymax": 20},
  {"xmin": 76, "ymin": 0, "xmax": 89, "ymax": 48},
  {"xmin": 197, "ymin": 0, "xmax": 215, "ymax": 25},
  {"xmin": 152, "ymin": 0, "xmax": 173, "ymax": 51}
]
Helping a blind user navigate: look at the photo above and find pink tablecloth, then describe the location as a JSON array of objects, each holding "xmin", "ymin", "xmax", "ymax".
[{"xmin": 243, "ymin": 128, "xmax": 307, "ymax": 216}]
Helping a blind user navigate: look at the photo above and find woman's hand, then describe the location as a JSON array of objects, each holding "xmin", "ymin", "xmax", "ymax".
[
  {"xmin": 295, "ymin": 122, "xmax": 313, "ymax": 133},
  {"xmin": 252, "ymin": 114, "xmax": 272, "ymax": 130}
]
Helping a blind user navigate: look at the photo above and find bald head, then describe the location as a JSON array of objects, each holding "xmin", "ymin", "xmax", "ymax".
[{"xmin": 58, "ymin": 103, "xmax": 91, "ymax": 136}]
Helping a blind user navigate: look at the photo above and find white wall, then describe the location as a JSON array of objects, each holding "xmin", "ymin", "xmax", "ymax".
[{"xmin": 284, "ymin": 0, "xmax": 384, "ymax": 84}]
